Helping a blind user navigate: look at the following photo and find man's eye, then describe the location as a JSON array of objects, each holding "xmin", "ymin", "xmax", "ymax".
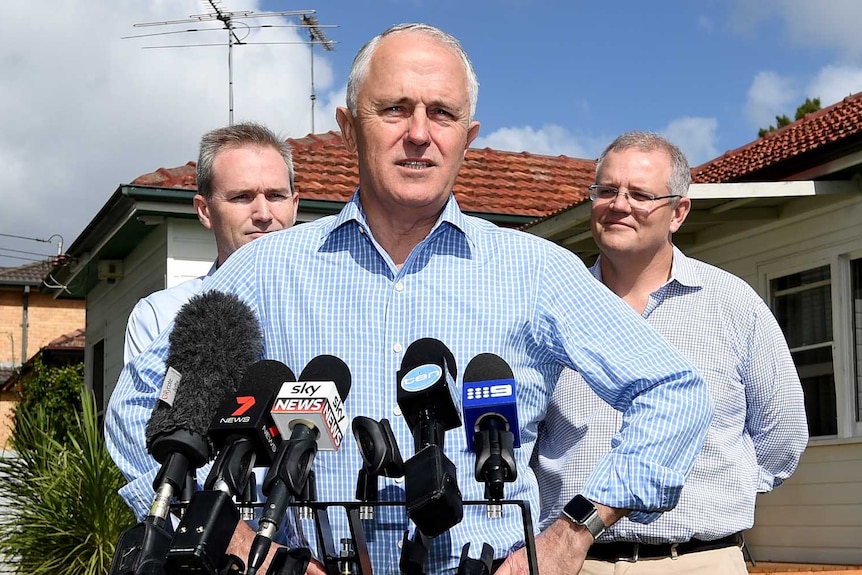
[
  {"xmin": 596, "ymin": 188, "xmax": 618, "ymax": 199},
  {"xmin": 267, "ymin": 193, "xmax": 289, "ymax": 201},
  {"xmin": 630, "ymin": 192, "xmax": 655, "ymax": 203},
  {"xmin": 430, "ymin": 108, "xmax": 453, "ymax": 118},
  {"xmin": 229, "ymin": 194, "xmax": 250, "ymax": 202}
]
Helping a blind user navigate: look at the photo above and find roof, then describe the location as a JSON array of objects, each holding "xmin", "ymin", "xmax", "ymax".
[
  {"xmin": 0, "ymin": 260, "xmax": 53, "ymax": 287},
  {"xmin": 44, "ymin": 328, "xmax": 85, "ymax": 350},
  {"xmin": 131, "ymin": 131, "xmax": 595, "ymax": 220},
  {"xmin": 692, "ymin": 91, "xmax": 862, "ymax": 183}
]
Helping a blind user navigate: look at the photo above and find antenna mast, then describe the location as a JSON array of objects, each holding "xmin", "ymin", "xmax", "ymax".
[
  {"xmin": 126, "ymin": 2, "xmax": 338, "ymax": 126},
  {"xmin": 301, "ymin": 14, "xmax": 335, "ymax": 133}
]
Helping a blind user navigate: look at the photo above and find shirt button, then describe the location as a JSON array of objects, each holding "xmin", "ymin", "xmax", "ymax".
[
  {"xmin": 394, "ymin": 281, "xmax": 404, "ymax": 292},
  {"xmin": 393, "ymin": 405, "xmax": 402, "ymax": 417},
  {"xmin": 393, "ymin": 342, "xmax": 403, "ymax": 353},
  {"xmin": 394, "ymin": 476, "xmax": 404, "ymax": 484},
  {"xmin": 396, "ymin": 538, "xmax": 403, "ymax": 549}
]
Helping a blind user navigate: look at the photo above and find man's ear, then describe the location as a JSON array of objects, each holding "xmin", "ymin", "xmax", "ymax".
[
  {"xmin": 194, "ymin": 194, "xmax": 213, "ymax": 230},
  {"xmin": 336, "ymin": 107, "xmax": 356, "ymax": 153},
  {"xmin": 669, "ymin": 195, "xmax": 692, "ymax": 234},
  {"xmin": 465, "ymin": 120, "xmax": 480, "ymax": 151}
]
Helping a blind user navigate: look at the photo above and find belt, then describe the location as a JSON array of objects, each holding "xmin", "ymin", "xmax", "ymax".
[{"xmin": 586, "ymin": 533, "xmax": 743, "ymax": 562}]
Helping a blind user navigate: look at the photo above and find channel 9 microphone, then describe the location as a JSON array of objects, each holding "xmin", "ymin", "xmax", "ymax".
[
  {"xmin": 164, "ymin": 360, "xmax": 296, "ymax": 575},
  {"xmin": 396, "ymin": 338, "xmax": 463, "ymax": 538},
  {"xmin": 246, "ymin": 355, "xmax": 352, "ymax": 575},
  {"xmin": 109, "ymin": 290, "xmax": 263, "ymax": 575},
  {"xmin": 462, "ymin": 353, "xmax": 520, "ymax": 518}
]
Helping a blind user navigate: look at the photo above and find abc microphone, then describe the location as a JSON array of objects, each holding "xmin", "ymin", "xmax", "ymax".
[
  {"xmin": 164, "ymin": 360, "xmax": 296, "ymax": 575},
  {"xmin": 463, "ymin": 353, "xmax": 520, "ymax": 518},
  {"xmin": 109, "ymin": 291, "xmax": 263, "ymax": 575},
  {"xmin": 246, "ymin": 355, "xmax": 352, "ymax": 575},
  {"xmin": 396, "ymin": 338, "xmax": 463, "ymax": 538}
]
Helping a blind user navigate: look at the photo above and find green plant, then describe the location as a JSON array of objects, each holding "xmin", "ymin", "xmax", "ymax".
[
  {"xmin": 0, "ymin": 385, "xmax": 134, "ymax": 574},
  {"xmin": 13, "ymin": 354, "xmax": 84, "ymax": 443}
]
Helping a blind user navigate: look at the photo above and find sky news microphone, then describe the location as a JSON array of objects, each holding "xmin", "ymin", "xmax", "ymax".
[
  {"xmin": 109, "ymin": 291, "xmax": 262, "ymax": 575},
  {"xmin": 463, "ymin": 353, "xmax": 520, "ymax": 517},
  {"xmin": 164, "ymin": 360, "xmax": 296, "ymax": 575},
  {"xmin": 397, "ymin": 338, "xmax": 463, "ymax": 538},
  {"xmin": 246, "ymin": 355, "xmax": 352, "ymax": 575}
]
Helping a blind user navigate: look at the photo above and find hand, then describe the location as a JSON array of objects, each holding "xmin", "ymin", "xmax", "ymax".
[{"xmin": 494, "ymin": 518, "xmax": 592, "ymax": 575}]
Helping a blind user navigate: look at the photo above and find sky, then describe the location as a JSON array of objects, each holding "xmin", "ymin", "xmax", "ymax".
[{"xmin": 4, "ymin": 0, "xmax": 862, "ymax": 266}]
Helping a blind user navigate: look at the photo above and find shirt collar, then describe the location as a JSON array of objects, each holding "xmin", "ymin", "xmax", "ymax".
[
  {"xmin": 330, "ymin": 189, "xmax": 469, "ymax": 241},
  {"xmin": 590, "ymin": 245, "xmax": 703, "ymax": 289}
]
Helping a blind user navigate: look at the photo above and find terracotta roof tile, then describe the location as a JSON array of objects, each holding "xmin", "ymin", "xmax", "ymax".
[
  {"xmin": 0, "ymin": 260, "xmax": 52, "ymax": 286},
  {"xmin": 693, "ymin": 91, "xmax": 862, "ymax": 183},
  {"xmin": 130, "ymin": 132, "xmax": 594, "ymax": 218},
  {"xmin": 45, "ymin": 328, "xmax": 85, "ymax": 350}
]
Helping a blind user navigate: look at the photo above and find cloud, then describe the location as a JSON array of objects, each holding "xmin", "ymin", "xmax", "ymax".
[
  {"xmin": 807, "ymin": 64, "xmax": 862, "ymax": 105},
  {"xmin": 731, "ymin": 0, "xmax": 862, "ymax": 59},
  {"xmin": 660, "ymin": 117, "xmax": 719, "ymax": 167},
  {"xmin": 0, "ymin": 0, "xmax": 339, "ymax": 264},
  {"xmin": 771, "ymin": 0, "xmax": 862, "ymax": 59},
  {"xmin": 744, "ymin": 71, "xmax": 798, "ymax": 129},
  {"xmin": 472, "ymin": 125, "xmax": 603, "ymax": 159}
]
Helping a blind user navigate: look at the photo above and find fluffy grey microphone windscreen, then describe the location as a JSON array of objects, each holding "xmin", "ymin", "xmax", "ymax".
[{"xmin": 145, "ymin": 290, "xmax": 263, "ymax": 459}]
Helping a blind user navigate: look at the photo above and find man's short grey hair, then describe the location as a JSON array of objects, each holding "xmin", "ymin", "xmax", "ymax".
[
  {"xmin": 345, "ymin": 23, "xmax": 479, "ymax": 120},
  {"xmin": 196, "ymin": 122, "xmax": 295, "ymax": 199},
  {"xmin": 595, "ymin": 131, "xmax": 691, "ymax": 197}
]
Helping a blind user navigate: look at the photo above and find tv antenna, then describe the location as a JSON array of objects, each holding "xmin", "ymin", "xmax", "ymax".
[{"xmin": 126, "ymin": 1, "xmax": 338, "ymax": 126}]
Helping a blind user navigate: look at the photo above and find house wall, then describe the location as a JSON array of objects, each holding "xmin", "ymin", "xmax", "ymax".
[
  {"xmin": 688, "ymin": 194, "xmax": 862, "ymax": 565},
  {"xmin": 87, "ymin": 219, "xmax": 215, "ymax": 408},
  {"xmin": 0, "ymin": 390, "xmax": 16, "ymax": 449},
  {"xmin": 0, "ymin": 288, "xmax": 85, "ymax": 367}
]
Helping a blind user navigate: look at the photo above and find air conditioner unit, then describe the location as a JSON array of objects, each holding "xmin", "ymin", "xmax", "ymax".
[{"xmin": 97, "ymin": 260, "xmax": 124, "ymax": 281}]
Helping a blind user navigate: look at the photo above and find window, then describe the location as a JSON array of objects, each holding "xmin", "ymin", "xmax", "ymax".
[
  {"xmin": 771, "ymin": 265, "xmax": 836, "ymax": 437},
  {"xmin": 852, "ymin": 258, "xmax": 862, "ymax": 423}
]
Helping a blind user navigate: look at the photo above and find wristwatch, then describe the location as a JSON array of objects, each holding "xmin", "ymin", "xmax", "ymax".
[{"xmin": 562, "ymin": 494, "xmax": 606, "ymax": 540}]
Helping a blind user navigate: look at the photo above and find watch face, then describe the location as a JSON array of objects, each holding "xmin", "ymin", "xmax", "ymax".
[{"xmin": 563, "ymin": 495, "xmax": 596, "ymax": 522}]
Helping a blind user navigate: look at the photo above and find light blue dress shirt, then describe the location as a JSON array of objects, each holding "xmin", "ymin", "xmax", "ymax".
[
  {"xmin": 108, "ymin": 194, "xmax": 711, "ymax": 573},
  {"xmin": 534, "ymin": 248, "xmax": 808, "ymax": 544}
]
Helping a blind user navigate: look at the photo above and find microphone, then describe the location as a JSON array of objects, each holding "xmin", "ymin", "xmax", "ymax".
[
  {"xmin": 396, "ymin": 338, "xmax": 463, "ymax": 538},
  {"xmin": 205, "ymin": 359, "xmax": 296, "ymax": 496},
  {"xmin": 109, "ymin": 290, "xmax": 263, "ymax": 575},
  {"xmin": 463, "ymin": 353, "xmax": 520, "ymax": 518},
  {"xmin": 164, "ymin": 360, "xmax": 295, "ymax": 575},
  {"xmin": 352, "ymin": 416, "xmax": 405, "ymax": 519},
  {"xmin": 246, "ymin": 355, "xmax": 352, "ymax": 575}
]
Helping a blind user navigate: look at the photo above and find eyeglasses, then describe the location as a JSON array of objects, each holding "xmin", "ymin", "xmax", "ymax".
[{"xmin": 588, "ymin": 184, "xmax": 680, "ymax": 211}]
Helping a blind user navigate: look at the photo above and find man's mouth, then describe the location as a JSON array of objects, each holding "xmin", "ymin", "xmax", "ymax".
[{"xmin": 398, "ymin": 160, "xmax": 433, "ymax": 169}]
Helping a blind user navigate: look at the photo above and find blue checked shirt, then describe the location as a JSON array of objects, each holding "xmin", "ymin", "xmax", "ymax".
[
  {"xmin": 533, "ymin": 247, "xmax": 808, "ymax": 544},
  {"xmin": 109, "ymin": 194, "xmax": 711, "ymax": 573}
]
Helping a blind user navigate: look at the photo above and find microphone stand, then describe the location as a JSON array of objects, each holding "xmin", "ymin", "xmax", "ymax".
[
  {"xmin": 473, "ymin": 422, "xmax": 517, "ymax": 518},
  {"xmin": 109, "ymin": 446, "xmax": 202, "ymax": 575}
]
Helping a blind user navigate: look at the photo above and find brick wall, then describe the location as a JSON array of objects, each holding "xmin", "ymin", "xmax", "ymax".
[
  {"xmin": 0, "ymin": 391, "xmax": 15, "ymax": 449},
  {"xmin": 0, "ymin": 289, "xmax": 85, "ymax": 366}
]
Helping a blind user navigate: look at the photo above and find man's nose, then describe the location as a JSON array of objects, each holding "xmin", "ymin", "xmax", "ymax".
[
  {"xmin": 406, "ymin": 110, "xmax": 431, "ymax": 145},
  {"xmin": 608, "ymin": 191, "xmax": 633, "ymax": 212},
  {"xmin": 252, "ymin": 194, "xmax": 273, "ymax": 222}
]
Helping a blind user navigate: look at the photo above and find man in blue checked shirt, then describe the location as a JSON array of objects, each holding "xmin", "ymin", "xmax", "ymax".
[
  {"xmin": 112, "ymin": 25, "xmax": 712, "ymax": 575},
  {"xmin": 533, "ymin": 131, "xmax": 808, "ymax": 574}
]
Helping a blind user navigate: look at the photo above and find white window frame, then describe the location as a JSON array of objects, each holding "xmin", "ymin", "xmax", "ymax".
[{"xmin": 759, "ymin": 245, "xmax": 862, "ymax": 442}]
